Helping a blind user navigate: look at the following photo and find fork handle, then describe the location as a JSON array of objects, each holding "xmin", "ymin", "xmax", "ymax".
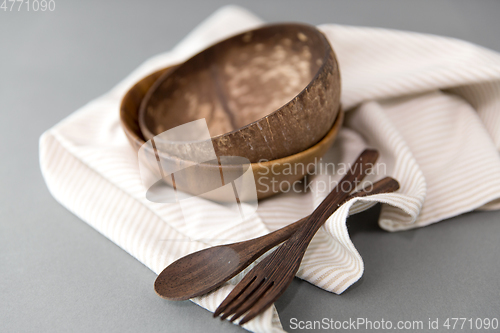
[
  {"xmin": 239, "ymin": 175, "xmax": 398, "ymax": 257},
  {"xmin": 288, "ymin": 149, "xmax": 379, "ymax": 247}
]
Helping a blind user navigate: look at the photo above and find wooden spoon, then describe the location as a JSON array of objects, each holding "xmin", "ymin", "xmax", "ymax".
[{"xmin": 154, "ymin": 176, "xmax": 399, "ymax": 301}]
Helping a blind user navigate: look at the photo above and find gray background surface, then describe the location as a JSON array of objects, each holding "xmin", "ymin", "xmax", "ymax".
[{"xmin": 1, "ymin": 1, "xmax": 500, "ymax": 332}]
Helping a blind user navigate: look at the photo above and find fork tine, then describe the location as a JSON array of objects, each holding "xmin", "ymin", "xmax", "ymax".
[
  {"xmin": 228, "ymin": 280, "xmax": 274, "ymax": 322},
  {"xmin": 213, "ymin": 274, "xmax": 256, "ymax": 317},
  {"xmin": 238, "ymin": 290, "xmax": 278, "ymax": 326}
]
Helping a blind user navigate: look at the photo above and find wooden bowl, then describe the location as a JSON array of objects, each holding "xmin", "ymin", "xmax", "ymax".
[
  {"xmin": 139, "ymin": 23, "xmax": 341, "ymax": 163},
  {"xmin": 121, "ymin": 66, "xmax": 343, "ymax": 200}
]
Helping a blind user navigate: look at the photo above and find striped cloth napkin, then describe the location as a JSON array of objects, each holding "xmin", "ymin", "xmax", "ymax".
[{"xmin": 39, "ymin": 5, "xmax": 500, "ymax": 333}]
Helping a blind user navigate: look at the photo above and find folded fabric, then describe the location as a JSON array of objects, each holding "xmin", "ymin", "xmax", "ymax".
[{"xmin": 39, "ymin": 5, "xmax": 500, "ymax": 333}]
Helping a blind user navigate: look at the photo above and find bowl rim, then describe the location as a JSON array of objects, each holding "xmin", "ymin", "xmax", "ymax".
[{"xmin": 138, "ymin": 22, "xmax": 337, "ymax": 143}]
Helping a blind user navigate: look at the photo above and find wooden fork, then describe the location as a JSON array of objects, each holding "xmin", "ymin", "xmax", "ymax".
[{"xmin": 214, "ymin": 149, "xmax": 380, "ymax": 325}]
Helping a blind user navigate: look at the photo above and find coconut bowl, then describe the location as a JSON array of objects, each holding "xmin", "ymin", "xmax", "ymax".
[{"xmin": 120, "ymin": 66, "xmax": 343, "ymax": 200}]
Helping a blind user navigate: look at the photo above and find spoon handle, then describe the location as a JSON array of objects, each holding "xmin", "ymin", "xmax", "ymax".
[{"xmin": 287, "ymin": 149, "xmax": 379, "ymax": 249}]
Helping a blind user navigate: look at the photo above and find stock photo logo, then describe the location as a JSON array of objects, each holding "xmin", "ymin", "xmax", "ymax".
[{"xmin": 137, "ymin": 119, "xmax": 258, "ymax": 232}]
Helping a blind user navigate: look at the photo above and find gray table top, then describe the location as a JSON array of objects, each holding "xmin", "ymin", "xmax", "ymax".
[{"xmin": 1, "ymin": 1, "xmax": 499, "ymax": 332}]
